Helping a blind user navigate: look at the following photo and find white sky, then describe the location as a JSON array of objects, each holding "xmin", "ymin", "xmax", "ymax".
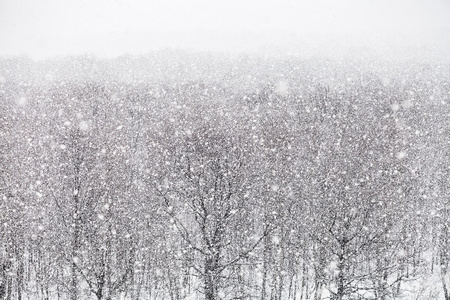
[{"xmin": 1, "ymin": 0, "xmax": 449, "ymax": 59}]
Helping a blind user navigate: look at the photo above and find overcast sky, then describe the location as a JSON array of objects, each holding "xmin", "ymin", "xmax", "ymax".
[{"xmin": 1, "ymin": 0, "xmax": 449, "ymax": 59}]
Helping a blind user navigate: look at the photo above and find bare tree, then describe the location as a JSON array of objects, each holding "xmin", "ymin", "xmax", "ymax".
[{"xmin": 153, "ymin": 125, "xmax": 270, "ymax": 300}]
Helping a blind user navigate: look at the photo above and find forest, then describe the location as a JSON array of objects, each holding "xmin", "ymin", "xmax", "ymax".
[{"xmin": 0, "ymin": 53, "xmax": 449, "ymax": 300}]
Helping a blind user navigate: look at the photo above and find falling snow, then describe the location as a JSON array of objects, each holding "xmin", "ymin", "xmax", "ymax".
[{"xmin": 0, "ymin": 1, "xmax": 450, "ymax": 299}]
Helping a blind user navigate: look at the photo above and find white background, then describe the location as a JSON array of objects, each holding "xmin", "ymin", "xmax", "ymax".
[{"xmin": 1, "ymin": 0, "xmax": 449, "ymax": 59}]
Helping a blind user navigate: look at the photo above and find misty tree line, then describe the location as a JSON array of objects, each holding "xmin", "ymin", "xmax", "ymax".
[{"xmin": 0, "ymin": 57, "xmax": 449, "ymax": 300}]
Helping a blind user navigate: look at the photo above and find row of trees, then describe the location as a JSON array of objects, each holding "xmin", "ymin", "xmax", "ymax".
[{"xmin": 0, "ymin": 57, "xmax": 449, "ymax": 299}]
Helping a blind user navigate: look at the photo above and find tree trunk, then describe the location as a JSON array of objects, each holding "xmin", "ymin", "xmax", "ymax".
[
  {"xmin": 441, "ymin": 222, "xmax": 450, "ymax": 300},
  {"xmin": 313, "ymin": 281, "xmax": 323, "ymax": 300},
  {"xmin": 70, "ymin": 259, "xmax": 78, "ymax": 300},
  {"xmin": 70, "ymin": 207, "xmax": 81, "ymax": 300},
  {"xmin": 335, "ymin": 253, "xmax": 345, "ymax": 300},
  {"xmin": 17, "ymin": 259, "xmax": 24, "ymax": 300},
  {"xmin": 0, "ymin": 263, "xmax": 6, "ymax": 300},
  {"xmin": 204, "ymin": 254, "xmax": 220, "ymax": 300},
  {"xmin": 204, "ymin": 271, "xmax": 216, "ymax": 300},
  {"xmin": 261, "ymin": 236, "xmax": 269, "ymax": 300},
  {"xmin": 6, "ymin": 276, "xmax": 11, "ymax": 300},
  {"xmin": 300, "ymin": 259, "xmax": 306, "ymax": 300},
  {"xmin": 442, "ymin": 263, "xmax": 450, "ymax": 300}
]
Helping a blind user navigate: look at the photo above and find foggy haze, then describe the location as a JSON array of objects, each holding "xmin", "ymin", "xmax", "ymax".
[{"xmin": 1, "ymin": 0, "xmax": 449, "ymax": 59}]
